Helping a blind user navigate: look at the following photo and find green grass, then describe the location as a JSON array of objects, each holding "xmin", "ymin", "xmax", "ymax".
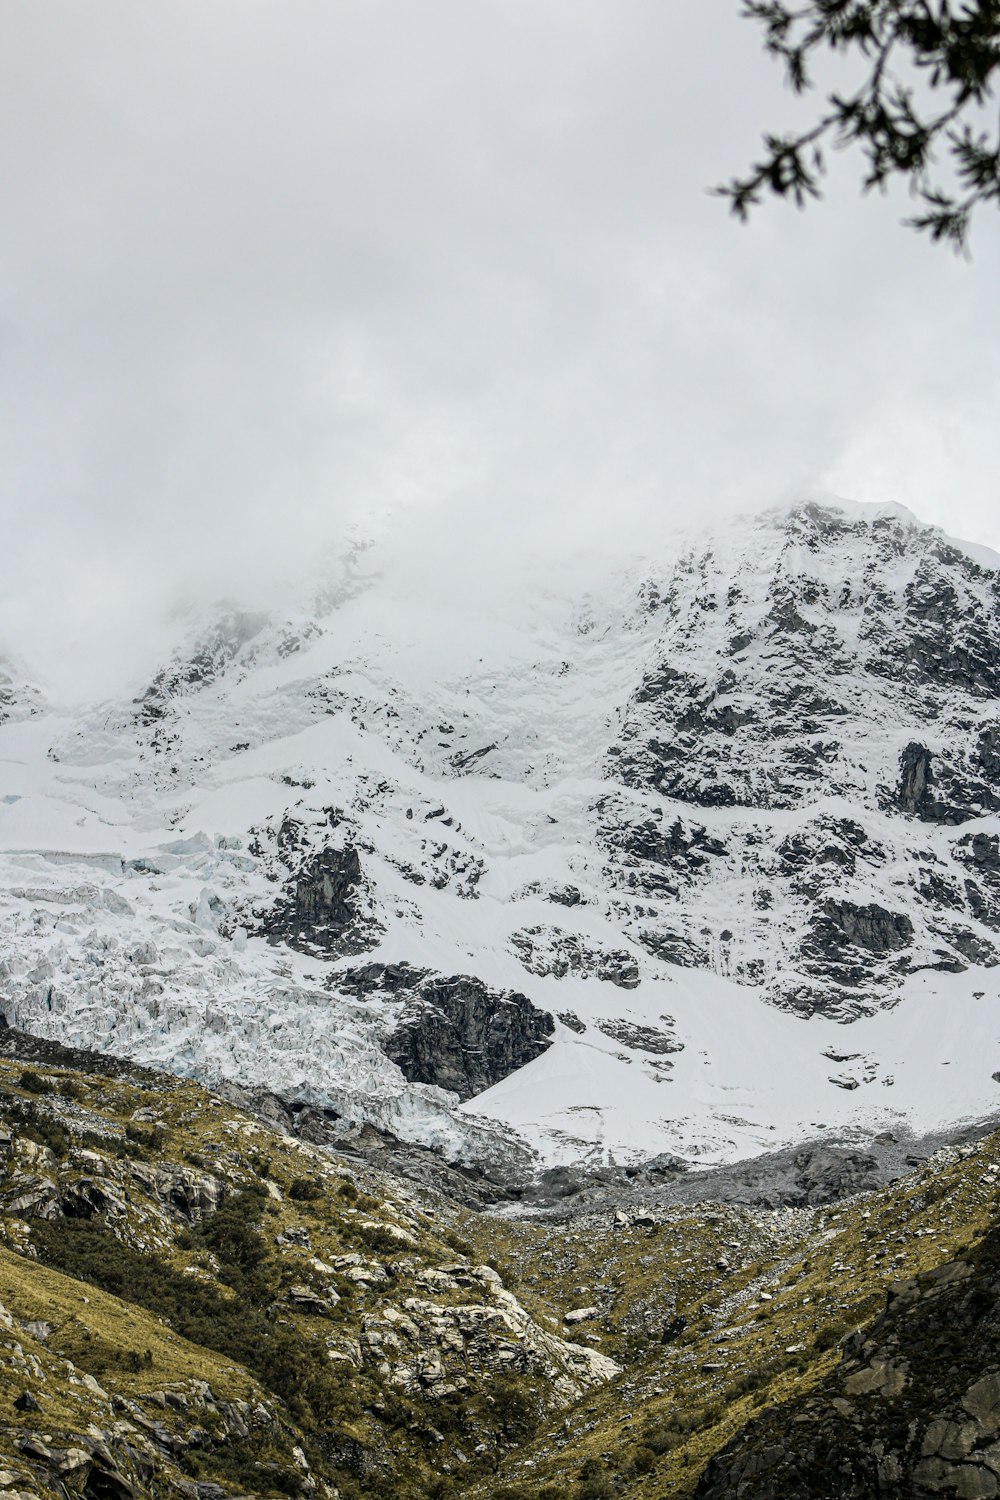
[{"xmin": 4, "ymin": 1053, "xmax": 1000, "ymax": 1500}]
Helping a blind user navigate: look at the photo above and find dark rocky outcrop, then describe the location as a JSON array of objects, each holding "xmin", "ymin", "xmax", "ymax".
[
  {"xmin": 695, "ymin": 1221, "xmax": 1000, "ymax": 1500},
  {"xmin": 291, "ymin": 845, "xmax": 361, "ymax": 931},
  {"xmin": 959, "ymin": 833, "xmax": 1000, "ymax": 878},
  {"xmin": 778, "ymin": 831, "xmax": 855, "ymax": 877},
  {"xmin": 557, "ymin": 1010, "xmax": 587, "ymax": 1033},
  {"xmin": 818, "ymin": 899, "xmax": 915, "ymax": 955},
  {"xmin": 594, "ymin": 798, "xmax": 728, "ymax": 901},
  {"xmin": 979, "ymin": 724, "xmax": 1000, "ymax": 782},
  {"xmin": 330, "ymin": 962, "xmax": 555, "ymax": 1099},
  {"xmin": 966, "ymin": 880, "xmax": 1000, "ymax": 930},
  {"xmin": 613, "ymin": 632, "xmax": 849, "ymax": 813},
  {"xmin": 335, "ymin": 961, "xmax": 429, "ymax": 997},
  {"xmin": 547, "ymin": 885, "xmax": 584, "ymax": 907},
  {"xmin": 897, "ymin": 740, "xmax": 1000, "ymax": 824},
  {"xmin": 382, "ymin": 975, "xmax": 554, "ymax": 1100},
  {"xmin": 595, "ymin": 1018, "xmax": 684, "ymax": 1055},
  {"xmin": 777, "ymin": 819, "xmax": 884, "ymax": 888},
  {"xmin": 956, "ymin": 836, "xmax": 1000, "ymax": 931},
  {"xmin": 800, "ymin": 900, "xmax": 914, "ymax": 990},
  {"xmin": 133, "ymin": 610, "xmax": 268, "ymax": 728},
  {"xmin": 944, "ymin": 926, "xmax": 999, "ymax": 966},
  {"xmin": 786, "ymin": 1144, "xmax": 881, "ymax": 1205},
  {"xmin": 898, "ymin": 741, "xmax": 937, "ymax": 818},
  {"xmin": 510, "ymin": 926, "xmax": 641, "ymax": 988},
  {"xmin": 872, "ymin": 556, "xmax": 1000, "ymax": 698},
  {"xmin": 261, "ymin": 844, "xmax": 376, "ymax": 956},
  {"xmin": 637, "ymin": 926, "xmax": 709, "ymax": 969}
]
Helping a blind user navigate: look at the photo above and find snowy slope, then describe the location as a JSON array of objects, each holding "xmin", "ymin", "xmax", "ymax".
[{"xmin": 2, "ymin": 500, "xmax": 1000, "ymax": 1173}]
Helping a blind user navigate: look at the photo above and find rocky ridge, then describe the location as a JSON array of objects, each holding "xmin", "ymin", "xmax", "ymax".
[
  {"xmin": 606, "ymin": 502, "xmax": 1000, "ymax": 1018},
  {"xmin": 1, "ymin": 501, "xmax": 1000, "ymax": 1169},
  {"xmin": 0, "ymin": 1040, "xmax": 616, "ymax": 1500},
  {"xmin": 5, "ymin": 1032, "xmax": 1000, "ymax": 1498}
]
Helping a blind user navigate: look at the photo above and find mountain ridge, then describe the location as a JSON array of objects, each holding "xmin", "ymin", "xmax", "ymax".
[{"xmin": 2, "ymin": 499, "xmax": 999, "ymax": 1174}]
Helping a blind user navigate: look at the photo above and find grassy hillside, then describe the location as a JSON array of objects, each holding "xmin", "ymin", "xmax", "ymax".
[
  {"xmin": 464, "ymin": 1133, "xmax": 1000, "ymax": 1498},
  {"xmin": 1, "ymin": 1042, "xmax": 999, "ymax": 1499}
]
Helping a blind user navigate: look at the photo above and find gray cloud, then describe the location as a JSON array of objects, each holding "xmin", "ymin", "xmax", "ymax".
[{"xmin": 1, "ymin": 0, "xmax": 997, "ymax": 696}]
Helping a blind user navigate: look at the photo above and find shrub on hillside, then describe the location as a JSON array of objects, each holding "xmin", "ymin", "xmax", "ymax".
[
  {"xmin": 18, "ymin": 1069, "xmax": 51, "ymax": 1095},
  {"xmin": 29, "ymin": 1194, "xmax": 356, "ymax": 1433}
]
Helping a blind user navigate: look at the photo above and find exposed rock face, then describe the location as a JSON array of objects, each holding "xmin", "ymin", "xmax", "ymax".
[
  {"xmin": 380, "ymin": 974, "xmax": 555, "ymax": 1100},
  {"xmin": 333, "ymin": 963, "xmax": 556, "ymax": 1100},
  {"xmin": 595, "ymin": 797, "xmax": 727, "ymax": 899},
  {"xmin": 360, "ymin": 1261, "xmax": 617, "ymax": 1407},
  {"xmin": 604, "ymin": 503, "xmax": 1000, "ymax": 1017},
  {"xmin": 636, "ymin": 925, "xmax": 709, "ymax": 969},
  {"xmin": 0, "ymin": 1129, "xmax": 225, "ymax": 1228},
  {"xmin": 148, "ymin": 1163, "xmax": 225, "ymax": 1219},
  {"xmin": 785, "ymin": 1144, "xmax": 882, "ymax": 1206},
  {"xmin": 510, "ymin": 925, "xmax": 641, "ymax": 988},
  {"xmin": 133, "ymin": 609, "xmax": 269, "ymax": 728},
  {"xmin": 800, "ymin": 900, "xmax": 914, "ymax": 990},
  {"xmin": 6, "ymin": 499, "xmax": 1000, "ymax": 1168},
  {"xmin": 283, "ymin": 845, "xmax": 363, "ymax": 942},
  {"xmin": 595, "ymin": 1017, "xmax": 684, "ymax": 1056},
  {"xmin": 897, "ymin": 738, "xmax": 1000, "ymax": 825},
  {"xmin": 695, "ymin": 1224, "xmax": 1000, "ymax": 1499},
  {"xmin": 899, "ymin": 741, "xmax": 937, "ymax": 818},
  {"xmin": 337, "ymin": 961, "xmax": 430, "ymax": 997},
  {"xmin": 253, "ymin": 811, "xmax": 382, "ymax": 957}
]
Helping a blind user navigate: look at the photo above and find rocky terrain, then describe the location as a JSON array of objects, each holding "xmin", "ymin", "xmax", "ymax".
[
  {"xmin": 2, "ymin": 499, "xmax": 1000, "ymax": 1172},
  {"xmin": 0, "ymin": 1033, "xmax": 616, "ymax": 1499},
  {"xmin": 605, "ymin": 502, "xmax": 1000, "ymax": 1019},
  {"xmin": 696, "ymin": 1231, "xmax": 1000, "ymax": 1498},
  {"xmin": 3, "ymin": 1028, "xmax": 1000, "ymax": 1498}
]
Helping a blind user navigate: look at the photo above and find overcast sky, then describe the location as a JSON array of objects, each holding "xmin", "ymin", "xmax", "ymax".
[{"xmin": 2, "ymin": 1, "xmax": 998, "ymax": 696}]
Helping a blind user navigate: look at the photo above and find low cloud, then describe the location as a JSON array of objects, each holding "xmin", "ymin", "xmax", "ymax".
[{"xmin": 2, "ymin": 1, "xmax": 997, "ymax": 698}]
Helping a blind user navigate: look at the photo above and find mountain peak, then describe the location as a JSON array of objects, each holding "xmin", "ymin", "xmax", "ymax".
[{"xmin": 1, "ymin": 503, "xmax": 999, "ymax": 1173}]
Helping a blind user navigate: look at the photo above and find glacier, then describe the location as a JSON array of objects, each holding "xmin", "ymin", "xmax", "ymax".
[{"xmin": 2, "ymin": 499, "xmax": 1000, "ymax": 1175}]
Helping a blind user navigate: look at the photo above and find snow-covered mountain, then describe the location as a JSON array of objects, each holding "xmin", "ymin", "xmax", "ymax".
[{"xmin": 2, "ymin": 500, "xmax": 1000, "ymax": 1174}]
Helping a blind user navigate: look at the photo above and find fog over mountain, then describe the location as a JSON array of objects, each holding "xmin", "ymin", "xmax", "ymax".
[
  {"xmin": 1, "ymin": 2, "xmax": 998, "ymax": 702},
  {"xmin": 2, "ymin": 499, "xmax": 1000, "ymax": 1182},
  {"xmin": 4, "ymin": 13, "xmax": 1000, "ymax": 1498}
]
